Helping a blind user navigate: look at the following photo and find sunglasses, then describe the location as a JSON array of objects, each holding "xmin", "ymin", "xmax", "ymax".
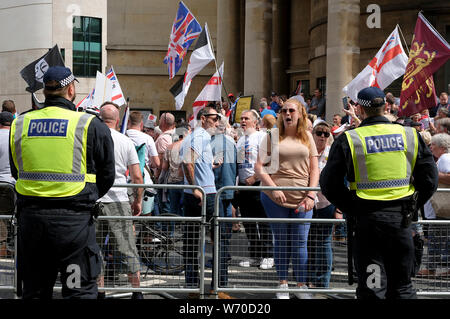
[
  {"xmin": 281, "ymin": 108, "xmax": 296, "ymax": 114},
  {"xmin": 204, "ymin": 113, "xmax": 220, "ymax": 122},
  {"xmin": 315, "ymin": 131, "xmax": 330, "ymax": 138}
]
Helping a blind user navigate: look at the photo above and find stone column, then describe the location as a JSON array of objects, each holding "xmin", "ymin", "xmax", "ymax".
[
  {"xmin": 244, "ymin": 0, "xmax": 272, "ymax": 108},
  {"xmin": 217, "ymin": 0, "xmax": 241, "ymax": 98},
  {"xmin": 271, "ymin": 0, "xmax": 289, "ymax": 95},
  {"xmin": 325, "ymin": 0, "xmax": 360, "ymax": 121}
]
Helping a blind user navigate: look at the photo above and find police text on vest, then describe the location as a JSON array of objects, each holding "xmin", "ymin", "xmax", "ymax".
[
  {"xmin": 28, "ymin": 119, "xmax": 69, "ymax": 137},
  {"xmin": 365, "ymin": 134, "xmax": 404, "ymax": 154}
]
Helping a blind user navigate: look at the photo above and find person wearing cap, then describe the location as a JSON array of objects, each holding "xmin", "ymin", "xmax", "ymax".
[
  {"xmin": 269, "ymin": 91, "xmax": 281, "ymax": 114},
  {"xmin": 319, "ymin": 86, "xmax": 438, "ymax": 299},
  {"xmin": 143, "ymin": 119, "xmax": 159, "ymax": 141},
  {"xmin": 9, "ymin": 66, "xmax": 116, "ymax": 299},
  {"xmin": 228, "ymin": 93, "xmax": 236, "ymax": 105}
]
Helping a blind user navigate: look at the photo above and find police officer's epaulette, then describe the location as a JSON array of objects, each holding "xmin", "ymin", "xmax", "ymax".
[{"xmin": 20, "ymin": 108, "xmax": 39, "ymax": 116}]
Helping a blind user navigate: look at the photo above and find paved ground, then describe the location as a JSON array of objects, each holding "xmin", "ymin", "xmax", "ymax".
[{"xmin": 1, "ymin": 226, "xmax": 449, "ymax": 300}]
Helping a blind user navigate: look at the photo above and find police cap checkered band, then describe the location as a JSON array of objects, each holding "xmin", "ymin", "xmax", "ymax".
[
  {"xmin": 43, "ymin": 66, "xmax": 79, "ymax": 90},
  {"xmin": 357, "ymin": 87, "xmax": 386, "ymax": 107}
]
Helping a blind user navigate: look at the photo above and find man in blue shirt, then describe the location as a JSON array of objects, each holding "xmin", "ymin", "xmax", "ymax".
[
  {"xmin": 210, "ymin": 116, "xmax": 237, "ymax": 298},
  {"xmin": 429, "ymin": 92, "xmax": 450, "ymax": 118},
  {"xmin": 260, "ymin": 100, "xmax": 277, "ymax": 119},
  {"xmin": 180, "ymin": 104, "xmax": 219, "ymax": 296},
  {"xmin": 269, "ymin": 91, "xmax": 281, "ymax": 114}
]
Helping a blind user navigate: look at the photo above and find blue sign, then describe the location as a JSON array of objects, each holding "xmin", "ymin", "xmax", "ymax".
[
  {"xmin": 365, "ymin": 134, "xmax": 404, "ymax": 154},
  {"xmin": 28, "ymin": 119, "xmax": 68, "ymax": 137}
]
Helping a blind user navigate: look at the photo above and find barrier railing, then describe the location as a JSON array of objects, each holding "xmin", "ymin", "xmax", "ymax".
[
  {"xmin": 212, "ymin": 186, "xmax": 450, "ymax": 298},
  {"xmin": 108, "ymin": 184, "xmax": 208, "ymax": 298},
  {"xmin": 1, "ymin": 184, "xmax": 450, "ymax": 299}
]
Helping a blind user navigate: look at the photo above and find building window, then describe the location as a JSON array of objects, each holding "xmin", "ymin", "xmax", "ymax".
[
  {"xmin": 317, "ymin": 77, "xmax": 326, "ymax": 96},
  {"xmin": 73, "ymin": 16, "xmax": 102, "ymax": 77},
  {"xmin": 295, "ymin": 80, "xmax": 310, "ymax": 98}
]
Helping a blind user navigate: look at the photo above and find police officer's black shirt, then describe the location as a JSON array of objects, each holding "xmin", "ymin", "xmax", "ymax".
[
  {"xmin": 9, "ymin": 96, "xmax": 116, "ymax": 211},
  {"xmin": 319, "ymin": 115, "xmax": 438, "ymax": 216}
]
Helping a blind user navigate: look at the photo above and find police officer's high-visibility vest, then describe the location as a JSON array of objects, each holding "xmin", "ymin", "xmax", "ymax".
[
  {"xmin": 10, "ymin": 106, "xmax": 96, "ymax": 197},
  {"xmin": 345, "ymin": 124, "xmax": 418, "ymax": 201}
]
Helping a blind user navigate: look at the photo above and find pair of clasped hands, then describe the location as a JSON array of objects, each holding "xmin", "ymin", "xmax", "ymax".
[{"xmin": 271, "ymin": 190, "xmax": 315, "ymax": 213}]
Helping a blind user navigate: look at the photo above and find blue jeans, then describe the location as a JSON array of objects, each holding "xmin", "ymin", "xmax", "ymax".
[
  {"xmin": 183, "ymin": 193, "xmax": 215, "ymax": 287},
  {"xmin": 168, "ymin": 182, "xmax": 184, "ymax": 216},
  {"xmin": 260, "ymin": 192, "xmax": 312, "ymax": 283},
  {"xmin": 213, "ymin": 198, "xmax": 232, "ymax": 287},
  {"xmin": 307, "ymin": 204, "xmax": 335, "ymax": 288},
  {"xmin": 426, "ymin": 221, "xmax": 450, "ymax": 271}
]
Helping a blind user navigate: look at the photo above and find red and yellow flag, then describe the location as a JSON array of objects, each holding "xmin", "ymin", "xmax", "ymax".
[{"xmin": 399, "ymin": 13, "xmax": 450, "ymax": 117}]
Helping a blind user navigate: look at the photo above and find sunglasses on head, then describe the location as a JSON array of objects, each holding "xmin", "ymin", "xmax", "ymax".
[
  {"xmin": 281, "ymin": 108, "xmax": 296, "ymax": 114},
  {"xmin": 315, "ymin": 131, "xmax": 330, "ymax": 138},
  {"xmin": 204, "ymin": 113, "xmax": 220, "ymax": 122}
]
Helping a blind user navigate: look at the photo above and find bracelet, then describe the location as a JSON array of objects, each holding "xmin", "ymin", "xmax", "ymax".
[{"xmin": 306, "ymin": 195, "xmax": 315, "ymax": 201}]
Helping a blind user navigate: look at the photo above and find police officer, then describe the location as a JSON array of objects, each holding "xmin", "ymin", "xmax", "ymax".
[
  {"xmin": 319, "ymin": 87, "xmax": 438, "ymax": 299},
  {"xmin": 9, "ymin": 66, "xmax": 115, "ymax": 299}
]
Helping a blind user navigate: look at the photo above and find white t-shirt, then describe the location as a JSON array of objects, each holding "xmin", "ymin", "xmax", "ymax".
[
  {"xmin": 0, "ymin": 129, "xmax": 14, "ymax": 184},
  {"xmin": 424, "ymin": 153, "xmax": 450, "ymax": 219},
  {"xmin": 236, "ymin": 130, "xmax": 265, "ymax": 183},
  {"xmin": 125, "ymin": 129, "xmax": 158, "ymax": 165},
  {"xmin": 99, "ymin": 129, "xmax": 139, "ymax": 203}
]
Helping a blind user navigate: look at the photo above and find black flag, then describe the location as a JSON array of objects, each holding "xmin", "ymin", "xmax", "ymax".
[{"xmin": 20, "ymin": 45, "xmax": 65, "ymax": 93}]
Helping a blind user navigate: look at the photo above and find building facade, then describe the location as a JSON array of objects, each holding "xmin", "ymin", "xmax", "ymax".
[
  {"xmin": 108, "ymin": 0, "xmax": 450, "ymax": 121},
  {"xmin": 1, "ymin": 0, "xmax": 449, "ymax": 121},
  {"xmin": 0, "ymin": 0, "xmax": 107, "ymax": 113}
]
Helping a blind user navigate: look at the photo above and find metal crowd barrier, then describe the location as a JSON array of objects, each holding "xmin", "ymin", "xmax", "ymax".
[
  {"xmin": 1, "ymin": 184, "xmax": 450, "ymax": 299},
  {"xmin": 212, "ymin": 186, "xmax": 450, "ymax": 298}
]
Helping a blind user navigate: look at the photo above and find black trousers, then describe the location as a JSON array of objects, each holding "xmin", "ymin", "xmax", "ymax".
[
  {"xmin": 17, "ymin": 208, "xmax": 101, "ymax": 299},
  {"xmin": 353, "ymin": 208, "xmax": 416, "ymax": 299},
  {"xmin": 235, "ymin": 184, "xmax": 273, "ymax": 260}
]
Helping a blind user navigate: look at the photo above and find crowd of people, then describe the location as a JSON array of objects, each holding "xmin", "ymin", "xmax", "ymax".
[{"xmin": 1, "ymin": 69, "xmax": 449, "ymax": 299}]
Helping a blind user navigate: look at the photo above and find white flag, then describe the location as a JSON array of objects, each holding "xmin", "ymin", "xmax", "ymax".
[
  {"xmin": 106, "ymin": 66, "xmax": 127, "ymax": 106},
  {"xmin": 92, "ymin": 71, "xmax": 113, "ymax": 108},
  {"xmin": 170, "ymin": 23, "xmax": 215, "ymax": 110},
  {"xmin": 343, "ymin": 26, "xmax": 408, "ymax": 102},
  {"xmin": 190, "ymin": 62, "xmax": 224, "ymax": 127}
]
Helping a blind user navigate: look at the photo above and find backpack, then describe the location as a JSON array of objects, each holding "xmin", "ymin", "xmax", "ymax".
[{"xmin": 135, "ymin": 143, "xmax": 147, "ymax": 178}]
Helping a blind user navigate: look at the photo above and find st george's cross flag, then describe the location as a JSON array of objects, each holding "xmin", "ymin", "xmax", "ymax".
[
  {"xmin": 190, "ymin": 62, "xmax": 224, "ymax": 127},
  {"xmin": 20, "ymin": 44, "xmax": 65, "ymax": 93},
  {"xmin": 399, "ymin": 13, "xmax": 450, "ymax": 117},
  {"xmin": 343, "ymin": 26, "xmax": 408, "ymax": 103},
  {"xmin": 106, "ymin": 66, "xmax": 127, "ymax": 106},
  {"xmin": 164, "ymin": 1, "xmax": 202, "ymax": 79},
  {"xmin": 170, "ymin": 23, "xmax": 215, "ymax": 110}
]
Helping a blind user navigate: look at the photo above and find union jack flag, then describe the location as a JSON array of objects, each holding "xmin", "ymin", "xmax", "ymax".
[
  {"xmin": 106, "ymin": 66, "xmax": 126, "ymax": 106},
  {"xmin": 163, "ymin": 1, "xmax": 202, "ymax": 79}
]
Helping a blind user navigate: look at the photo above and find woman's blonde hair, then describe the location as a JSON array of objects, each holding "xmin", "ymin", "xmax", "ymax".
[
  {"xmin": 262, "ymin": 114, "xmax": 277, "ymax": 129},
  {"xmin": 276, "ymin": 98, "xmax": 310, "ymax": 148}
]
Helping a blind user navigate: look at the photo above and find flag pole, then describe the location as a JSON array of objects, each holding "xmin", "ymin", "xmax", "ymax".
[
  {"xmin": 205, "ymin": 22, "xmax": 231, "ymax": 108},
  {"xmin": 397, "ymin": 24, "xmax": 410, "ymax": 55}
]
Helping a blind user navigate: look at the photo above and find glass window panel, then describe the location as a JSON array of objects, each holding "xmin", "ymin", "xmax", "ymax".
[
  {"xmin": 73, "ymin": 16, "xmax": 82, "ymax": 32},
  {"xmin": 88, "ymin": 42, "xmax": 101, "ymax": 52},
  {"xmin": 89, "ymin": 18, "xmax": 101, "ymax": 33},
  {"xmin": 73, "ymin": 16, "xmax": 102, "ymax": 77}
]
